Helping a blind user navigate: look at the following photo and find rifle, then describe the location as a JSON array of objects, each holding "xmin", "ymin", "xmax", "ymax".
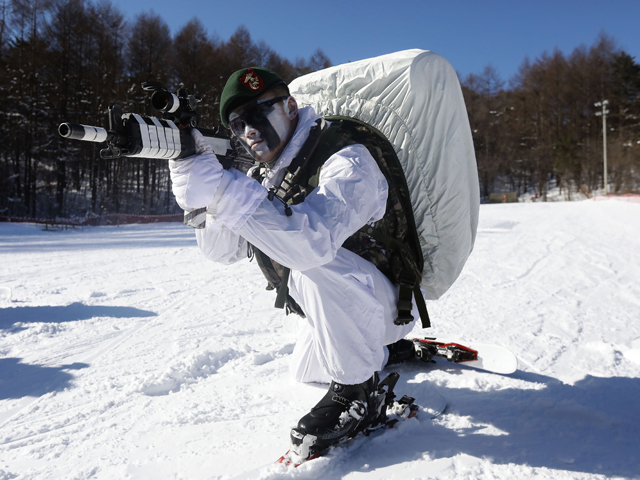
[
  {"xmin": 58, "ymin": 82, "xmax": 253, "ymax": 171},
  {"xmin": 58, "ymin": 82, "xmax": 254, "ymax": 227}
]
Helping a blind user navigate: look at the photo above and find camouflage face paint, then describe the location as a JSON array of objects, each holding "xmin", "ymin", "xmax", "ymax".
[{"xmin": 230, "ymin": 96, "xmax": 291, "ymax": 163}]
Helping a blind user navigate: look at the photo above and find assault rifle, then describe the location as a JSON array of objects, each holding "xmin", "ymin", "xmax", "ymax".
[
  {"xmin": 58, "ymin": 82, "xmax": 254, "ymax": 228},
  {"xmin": 58, "ymin": 82, "xmax": 253, "ymax": 171}
]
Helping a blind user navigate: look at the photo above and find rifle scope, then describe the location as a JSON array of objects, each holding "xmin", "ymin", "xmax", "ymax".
[{"xmin": 150, "ymin": 90, "xmax": 181, "ymax": 114}]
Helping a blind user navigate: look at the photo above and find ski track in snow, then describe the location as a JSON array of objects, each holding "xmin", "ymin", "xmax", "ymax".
[{"xmin": 1, "ymin": 201, "xmax": 639, "ymax": 479}]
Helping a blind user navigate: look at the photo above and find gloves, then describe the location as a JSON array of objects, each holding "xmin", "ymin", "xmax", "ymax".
[{"xmin": 169, "ymin": 129, "xmax": 224, "ymax": 211}]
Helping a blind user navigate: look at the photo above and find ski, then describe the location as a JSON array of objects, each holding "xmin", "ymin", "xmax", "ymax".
[{"xmin": 413, "ymin": 337, "xmax": 518, "ymax": 374}]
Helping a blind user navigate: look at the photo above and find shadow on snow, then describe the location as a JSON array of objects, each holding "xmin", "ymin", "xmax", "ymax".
[
  {"xmin": 319, "ymin": 365, "xmax": 640, "ymax": 479},
  {"xmin": 0, "ymin": 358, "xmax": 89, "ymax": 400},
  {"xmin": 0, "ymin": 223, "xmax": 197, "ymax": 253},
  {"xmin": 0, "ymin": 302, "xmax": 157, "ymax": 331}
]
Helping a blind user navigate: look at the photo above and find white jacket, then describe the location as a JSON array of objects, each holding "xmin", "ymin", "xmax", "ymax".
[
  {"xmin": 172, "ymin": 106, "xmax": 416, "ymax": 384},
  {"xmin": 194, "ymin": 106, "xmax": 389, "ymax": 271}
]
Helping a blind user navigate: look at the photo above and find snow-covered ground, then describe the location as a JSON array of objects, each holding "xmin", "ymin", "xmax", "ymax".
[{"xmin": 1, "ymin": 200, "xmax": 639, "ymax": 480}]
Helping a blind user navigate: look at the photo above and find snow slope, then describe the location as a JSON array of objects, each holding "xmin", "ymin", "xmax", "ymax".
[{"xmin": 1, "ymin": 200, "xmax": 639, "ymax": 480}]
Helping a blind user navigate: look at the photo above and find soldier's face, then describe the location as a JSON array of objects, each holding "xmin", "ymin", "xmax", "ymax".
[{"xmin": 229, "ymin": 92, "xmax": 298, "ymax": 163}]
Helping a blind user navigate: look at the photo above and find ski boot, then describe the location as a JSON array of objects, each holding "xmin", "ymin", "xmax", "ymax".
[
  {"xmin": 287, "ymin": 372, "xmax": 400, "ymax": 464},
  {"xmin": 386, "ymin": 339, "xmax": 415, "ymax": 364}
]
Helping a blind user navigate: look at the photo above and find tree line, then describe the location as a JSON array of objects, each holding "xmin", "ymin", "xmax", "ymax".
[
  {"xmin": 0, "ymin": 0, "xmax": 331, "ymax": 219},
  {"xmin": 1, "ymin": 2, "xmax": 639, "ymax": 220},
  {"xmin": 462, "ymin": 34, "xmax": 640, "ymax": 200}
]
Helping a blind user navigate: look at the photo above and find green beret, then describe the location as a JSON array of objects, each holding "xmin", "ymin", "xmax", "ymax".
[{"xmin": 220, "ymin": 67, "xmax": 286, "ymax": 128}]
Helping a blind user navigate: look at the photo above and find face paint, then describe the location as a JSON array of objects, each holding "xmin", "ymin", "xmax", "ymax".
[
  {"xmin": 229, "ymin": 96, "xmax": 289, "ymax": 138},
  {"xmin": 266, "ymin": 101, "xmax": 292, "ymax": 147},
  {"xmin": 230, "ymin": 96, "xmax": 292, "ymax": 163}
]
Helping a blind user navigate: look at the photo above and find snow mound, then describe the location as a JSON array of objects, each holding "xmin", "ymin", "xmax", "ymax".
[
  {"xmin": 0, "ymin": 287, "xmax": 11, "ymax": 303},
  {"xmin": 141, "ymin": 348, "xmax": 244, "ymax": 396}
]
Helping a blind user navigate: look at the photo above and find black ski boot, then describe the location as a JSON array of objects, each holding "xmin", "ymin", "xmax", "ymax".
[
  {"xmin": 386, "ymin": 339, "xmax": 415, "ymax": 365},
  {"xmin": 288, "ymin": 372, "xmax": 398, "ymax": 463}
]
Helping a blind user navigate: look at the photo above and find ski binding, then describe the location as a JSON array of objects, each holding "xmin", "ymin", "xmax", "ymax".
[
  {"xmin": 413, "ymin": 338, "xmax": 478, "ymax": 363},
  {"xmin": 276, "ymin": 372, "xmax": 437, "ymax": 468},
  {"xmin": 413, "ymin": 337, "xmax": 518, "ymax": 374}
]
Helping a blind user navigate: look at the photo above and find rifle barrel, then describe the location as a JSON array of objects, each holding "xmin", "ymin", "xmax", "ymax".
[{"xmin": 58, "ymin": 123, "xmax": 127, "ymax": 146}]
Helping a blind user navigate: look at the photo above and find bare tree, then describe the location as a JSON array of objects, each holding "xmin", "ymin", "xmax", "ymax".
[
  {"xmin": 0, "ymin": 5, "xmax": 334, "ymax": 219},
  {"xmin": 308, "ymin": 48, "xmax": 332, "ymax": 71},
  {"xmin": 171, "ymin": 18, "xmax": 221, "ymax": 125}
]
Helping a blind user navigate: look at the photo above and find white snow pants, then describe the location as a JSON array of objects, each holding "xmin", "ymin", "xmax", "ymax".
[{"xmin": 288, "ymin": 247, "xmax": 417, "ymax": 385}]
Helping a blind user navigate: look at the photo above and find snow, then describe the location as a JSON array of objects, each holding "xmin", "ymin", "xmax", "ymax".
[{"xmin": 1, "ymin": 200, "xmax": 639, "ymax": 479}]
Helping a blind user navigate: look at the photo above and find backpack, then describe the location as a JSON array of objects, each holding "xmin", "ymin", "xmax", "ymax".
[
  {"xmin": 253, "ymin": 50, "xmax": 479, "ymax": 329},
  {"xmin": 289, "ymin": 49, "xmax": 480, "ymax": 299}
]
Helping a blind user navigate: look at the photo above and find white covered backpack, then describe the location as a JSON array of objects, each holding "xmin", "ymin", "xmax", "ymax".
[{"xmin": 289, "ymin": 49, "xmax": 479, "ymax": 303}]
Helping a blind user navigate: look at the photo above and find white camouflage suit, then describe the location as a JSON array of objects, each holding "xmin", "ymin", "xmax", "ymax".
[{"xmin": 170, "ymin": 106, "xmax": 417, "ymax": 385}]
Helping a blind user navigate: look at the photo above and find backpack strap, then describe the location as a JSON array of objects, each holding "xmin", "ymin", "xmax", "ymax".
[
  {"xmin": 329, "ymin": 116, "xmax": 430, "ymax": 329},
  {"xmin": 271, "ymin": 119, "xmax": 353, "ymax": 312},
  {"xmin": 267, "ymin": 118, "xmax": 329, "ymax": 215},
  {"xmin": 360, "ymin": 225, "xmax": 431, "ymax": 329}
]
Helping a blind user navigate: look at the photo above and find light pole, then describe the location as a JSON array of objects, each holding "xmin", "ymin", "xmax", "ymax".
[{"xmin": 595, "ymin": 100, "xmax": 610, "ymax": 195}]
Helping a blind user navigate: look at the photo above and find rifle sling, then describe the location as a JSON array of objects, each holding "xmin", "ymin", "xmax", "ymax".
[{"xmin": 272, "ymin": 120, "xmax": 327, "ymax": 311}]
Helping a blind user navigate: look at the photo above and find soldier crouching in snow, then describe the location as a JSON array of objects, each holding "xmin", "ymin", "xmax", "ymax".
[{"xmin": 168, "ymin": 67, "xmax": 421, "ymax": 461}]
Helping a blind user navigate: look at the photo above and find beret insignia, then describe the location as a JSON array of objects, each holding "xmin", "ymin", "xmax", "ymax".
[{"xmin": 240, "ymin": 69, "xmax": 263, "ymax": 92}]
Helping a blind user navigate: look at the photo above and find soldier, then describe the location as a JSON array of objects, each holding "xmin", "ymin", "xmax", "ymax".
[{"xmin": 169, "ymin": 67, "xmax": 418, "ymax": 457}]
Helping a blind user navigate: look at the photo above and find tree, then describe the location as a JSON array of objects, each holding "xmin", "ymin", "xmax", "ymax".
[
  {"xmin": 127, "ymin": 11, "xmax": 171, "ymax": 86},
  {"xmin": 45, "ymin": 0, "xmax": 92, "ymax": 215},
  {"xmin": 0, "ymin": 6, "xmax": 333, "ymax": 218},
  {"xmin": 171, "ymin": 18, "xmax": 221, "ymax": 125},
  {"xmin": 463, "ymin": 65, "xmax": 507, "ymax": 198},
  {"xmin": 221, "ymin": 25, "xmax": 258, "ymax": 80},
  {"xmin": 126, "ymin": 11, "xmax": 171, "ymax": 213},
  {"xmin": 308, "ymin": 48, "xmax": 331, "ymax": 71},
  {"xmin": 0, "ymin": 1, "xmax": 10, "ymax": 60},
  {"xmin": 461, "ymin": 33, "xmax": 640, "ymax": 200},
  {"xmin": 265, "ymin": 51, "xmax": 296, "ymax": 82},
  {"xmin": 609, "ymin": 51, "xmax": 640, "ymax": 192},
  {"xmin": 3, "ymin": 0, "xmax": 54, "ymax": 216}
]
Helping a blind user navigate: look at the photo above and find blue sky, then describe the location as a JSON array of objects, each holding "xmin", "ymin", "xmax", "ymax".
[{"xmin": 110, "ymin": 0, "xmax": 639, "ymax": 84}]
